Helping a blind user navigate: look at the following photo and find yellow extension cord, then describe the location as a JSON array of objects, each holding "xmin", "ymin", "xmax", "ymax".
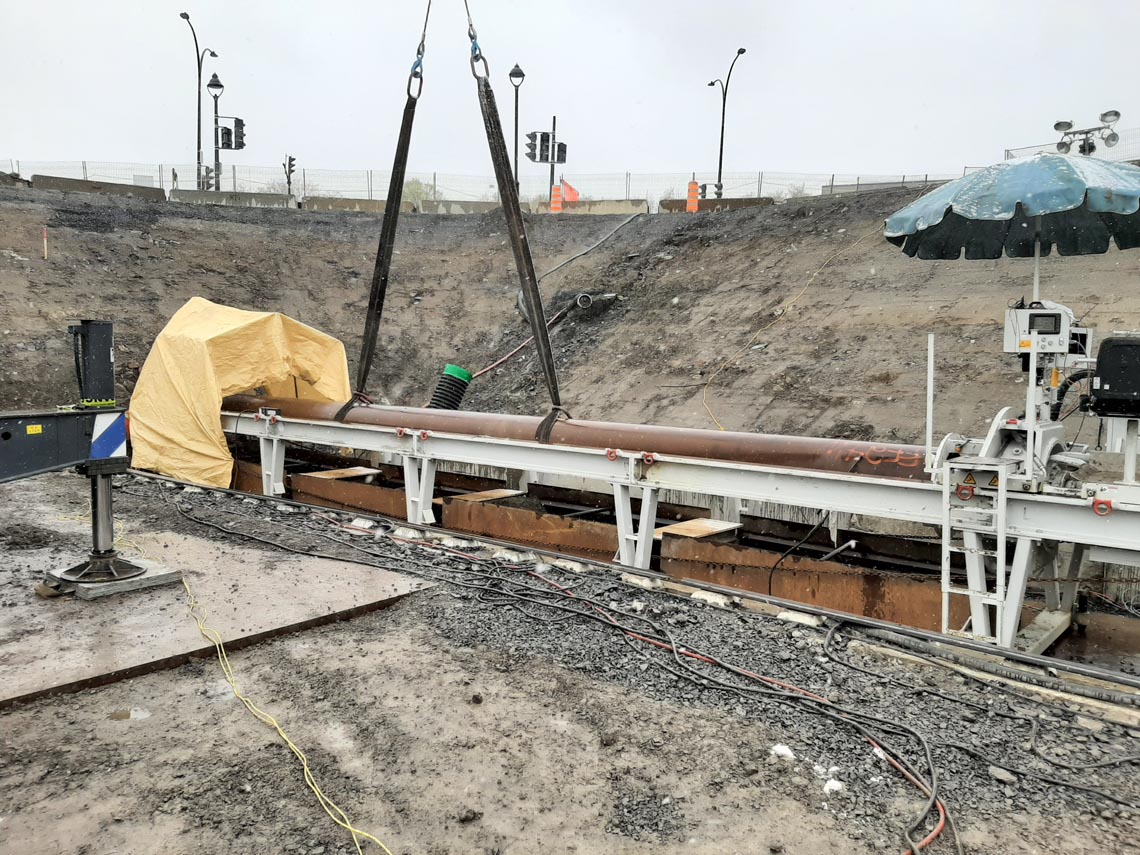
[
  {"xmin": 180, "ymin": 573, "xmax": 396, "ymax": 855},
  {"xmin": 57, "ymin": 502, "xmax": 393, "ymax": 852},
  {"xmin": 700, "ymin": 220, "xmax": 886, "ymax": 431}
]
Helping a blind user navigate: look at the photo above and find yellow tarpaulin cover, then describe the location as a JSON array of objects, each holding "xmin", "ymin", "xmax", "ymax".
[{"xmin": 129, "ymin": 297, "xmax": 351, "ymax": 487}]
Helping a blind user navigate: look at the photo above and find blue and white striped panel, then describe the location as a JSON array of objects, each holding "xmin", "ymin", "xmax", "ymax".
[{"xmin": 90, "ymin": 412, "xmax": 128, "ymax": 460}]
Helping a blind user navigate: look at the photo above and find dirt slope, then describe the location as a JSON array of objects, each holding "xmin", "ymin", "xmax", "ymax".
[{"xmin": 2, "ymin": 185, "xmax": 1139, "ymax": 443}]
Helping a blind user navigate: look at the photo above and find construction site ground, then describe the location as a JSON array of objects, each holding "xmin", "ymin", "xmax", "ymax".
[
  {"xmin": 2, "ymin": 473, "xmax": 1139, "ymax": 855},
  {"xmin": 3, "ymin": 185, "xmax": 1140, "ymax": 854}
]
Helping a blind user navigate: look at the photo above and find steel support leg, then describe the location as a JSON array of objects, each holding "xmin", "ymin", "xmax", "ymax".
[
  {"xmin": 613, "ymin": 484, "xmax": 658, "ymax": 570},
  {"xmin": 1000, "ymin": 537, "xmax": 1037, "ymax": 648},
  {"xmin": 962, "ymin": 531, "xmax": 992, "ymax": 638},
  {"xmin": 1041, "ymin": 542, "xmax": 1063, "ymax": 611},
  {"xmin": 403, "ymin": 456, "xmax": 437, "ymax": 525},
  {"xmin": 59, "ymin": 465, "xmax": 145, "ymax": 583},
  {"xmin": 259, "ymin": 436, "xmax": 286, "ymax": 496},
  {"xmin": 1058, "ymin": 543, "xmax": 1086, "ymax": 613}
]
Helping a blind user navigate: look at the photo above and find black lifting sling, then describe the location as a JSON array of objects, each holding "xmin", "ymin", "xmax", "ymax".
[
  {"xmin": 345, "ymin": 1, "xmax": 567, "ymax": 441},
  {"xmin": 348, "ymin": 2, "xmax": 432, "ymax": 411}
]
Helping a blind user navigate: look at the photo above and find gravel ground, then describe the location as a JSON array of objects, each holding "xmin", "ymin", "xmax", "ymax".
[
  {"xmin": 123, "ymin": 479, "xmax": 1140, "ymax": 851},
  {"xmin": 3, "ymin": 473, "xmax": 1140, "ymax": 854}
]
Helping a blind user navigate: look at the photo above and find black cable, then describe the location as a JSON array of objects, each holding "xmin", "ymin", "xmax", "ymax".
[
  {"xmin": 767, "ymin": 513, "xmax": 828, "ymax": 593},
  {"xmin": 158, "ymin": 485, "xmax": 1138, "ymax": 847},
  {"xmin": 824, "ymin": 623, "xmax": 1140, "ymax": 773},
  {"xmin": 170, "ymin": 495, "xmax": 959, "ymax": 853}
]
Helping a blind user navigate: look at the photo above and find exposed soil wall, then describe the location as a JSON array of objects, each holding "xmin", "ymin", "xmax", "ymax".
[{"xmin": 3, "ymin": 185, "xmax": 1138, "ymax": 444}]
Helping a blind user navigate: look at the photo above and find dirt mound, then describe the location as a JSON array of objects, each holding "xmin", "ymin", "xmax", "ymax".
[{"xmin": 2, "ymin": 184, "xmax": 1137, "ymax": 443}]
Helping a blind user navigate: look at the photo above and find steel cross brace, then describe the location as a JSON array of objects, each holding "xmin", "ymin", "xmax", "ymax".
[
  {"xmin": 612, "ymin": 483, "xmax": 659, "ymax": 570},
  {"xmin": 403, "ymin": 455, "xmax": 437, "ymax": 525}
]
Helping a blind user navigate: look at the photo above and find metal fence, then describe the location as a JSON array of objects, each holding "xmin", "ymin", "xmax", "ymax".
[
  {"xmin": 5, "ymin": 157, "xmax": 969, "ymax": 212},
  {"xmin": 1005, "ymin": 126, "xmax": 1140, "ymax": 163}
]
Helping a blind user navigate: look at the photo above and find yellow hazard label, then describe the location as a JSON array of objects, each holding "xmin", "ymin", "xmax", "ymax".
[
  {"xmin": 25, "ymin": 424, "xmax": 42, "ymax": 435},
  {"xmin": 963, "ymin": 473, "xmax": 976, "ymax": 485},
  {"xmin": 989, "ymin": 474, "xmax": 1000, "ymax": 487}
]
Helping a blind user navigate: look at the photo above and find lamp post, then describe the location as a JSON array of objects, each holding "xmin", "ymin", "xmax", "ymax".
[
  {"xmin": 207, "ymin": 73, "xmax": 224, "ymax": 191},
  {"xmin": 1054, "ymin": 110, "xmax": 1121, "ymax": 157},
  {"xmin": 509, "ymin": 64, "xmax": 526, "ymax": 193},
  {"xmin": 707, "ymin": 47, "xmax": 746, "ymax": 199},
  {"xmin": 179, "ymin": 12, "xmax": 217, "ymax": 191}
]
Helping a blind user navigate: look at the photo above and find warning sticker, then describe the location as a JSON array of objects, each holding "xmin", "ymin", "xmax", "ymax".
[
  {"xmin": 25, "ymin": 424, "xmax": 42, "ymax": 435},
  {"xmin": 962, "ymin": 473, "xmax": 977, "ymax": 485},
  {"xmin": 989, "ymin": 474, "xmax": 1000, "ymax": 487}
]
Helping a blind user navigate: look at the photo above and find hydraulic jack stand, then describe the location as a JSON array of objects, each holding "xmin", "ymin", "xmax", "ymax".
[
  {"xmin": 0, "ymin": 319, "xmax": 178, "ymax": 598},
  {"xmin": 58, "ymin": 458, "xmax": 145, "ymax": 583}
]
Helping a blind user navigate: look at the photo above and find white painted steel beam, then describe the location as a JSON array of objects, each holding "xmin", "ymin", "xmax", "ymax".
[{"xmin": 222, "ymin": 411, "xmax": 1140, "ymax": 563}]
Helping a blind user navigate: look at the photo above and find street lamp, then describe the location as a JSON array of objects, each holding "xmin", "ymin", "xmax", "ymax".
[
  {"xmin": 180, "ymin": 12, "xmax": 218, "ymax": 190},
  {"xmin": 509, "ymin": 64, "xmax": 526, "ymax": 193},
  {"xmin": 1054, "ymin": 110, "xmax": 1121, "ymax": 157},
  {"xmin": 707, "ymin": 47, "xmax": 746, "ymax": 199},
  {"xmin": 207, "ymin": 72, "xmax": 224, "ymax": 191}
]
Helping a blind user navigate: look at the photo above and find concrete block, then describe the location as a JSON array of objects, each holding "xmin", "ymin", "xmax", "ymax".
[
  {"xmin": 690, "ymin": 589, "xmax": 732, "ymax": 608},
  {"xmin": 301, "ymin": 197, "xmax": 412, "ymax": 214},
  {"xmin": 775, "ymin": 609, "xmax": 826, "ymax": 628},
  {"xmin": 421, "ymin": 200, "xmax": 514, "ymax": 215},
  {"xmin": 31, "ymin": 175, "xmax": 166, "ymax": 201},
  {"xmin": 621, "ymin": 572, "xmax": 661, "ymax": 590},
  {"xmin": 659, "ymin": 197, "xmax": 774, "ymax": 214},
  {"xmin": 170, "ymin": 189, "xmax": 296, "ymax": 208},
  {"xmin": 533, "ymin": 199, "xmax": 649, "ymax": 215}
]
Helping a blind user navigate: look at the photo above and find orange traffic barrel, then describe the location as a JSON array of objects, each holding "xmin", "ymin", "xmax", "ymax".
[
  {"xmin": 686, "ymin": 180, "xmax": 699, "ymax": 213},
  {"xmin": 551, "ymin": 184, "xmax": 563, "ymax": 214}
]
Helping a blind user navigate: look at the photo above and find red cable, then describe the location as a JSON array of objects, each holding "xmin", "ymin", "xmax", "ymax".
[
  {"xmin": 527, "ymin": 568, "xmax": 948, "ymax": 853},
  {"xmin": 352, "ymin": 528, "xmax": 948, "ymax": 852},
  {"xmin": 471, "ymin": 308, "xmax": 568, "ymax": 380}
]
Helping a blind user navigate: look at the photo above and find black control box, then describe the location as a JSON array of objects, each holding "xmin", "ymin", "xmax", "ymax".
[{"xmin": 1089, "ymin": 337, "xmax": 1140, "ymax": 418}]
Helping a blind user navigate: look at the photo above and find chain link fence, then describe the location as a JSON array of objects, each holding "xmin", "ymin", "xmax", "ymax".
[{"xmin": 6, "ymin": 157, "xmax": 972, "ymax": 212}]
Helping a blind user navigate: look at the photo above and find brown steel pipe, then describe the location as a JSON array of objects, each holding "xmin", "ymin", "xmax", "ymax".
[{"xmin": 223, "ymin": 395, "xmax": 928, "ymax": 480}]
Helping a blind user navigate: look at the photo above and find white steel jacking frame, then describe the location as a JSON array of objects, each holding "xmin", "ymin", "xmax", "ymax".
[{"xmin": 225, "ymin": 409, "xmax": 1140, "ymax": 651}]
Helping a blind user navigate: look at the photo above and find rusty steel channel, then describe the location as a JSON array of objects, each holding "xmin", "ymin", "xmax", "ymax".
[{"xmin": 269, "ymin": 455, "xmax": 971, "ymax": 632}]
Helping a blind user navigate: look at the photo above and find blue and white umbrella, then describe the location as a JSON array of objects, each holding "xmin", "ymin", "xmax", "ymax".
[{"xmin": 885, "ymin": 153, "xmax": 1140, "ymax": 299}]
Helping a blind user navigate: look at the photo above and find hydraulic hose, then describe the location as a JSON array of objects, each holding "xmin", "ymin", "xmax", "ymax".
[{"xmin": 1050, "ymin": 369, "xmax": 1094, "ymax": 422}]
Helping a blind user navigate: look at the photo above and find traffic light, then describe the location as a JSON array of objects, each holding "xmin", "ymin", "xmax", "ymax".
[
  {"xmin": 220, "ymin": 127, "xmax": 233, "ymax": 150},
  {"xmin": 202, "ymin": 166, "xmax": 214, "ymax": 190},
  {"xmin": 234, "ymin": 118, "xmax": 246, "ymax": 150},
  {"xmin": 283, "ymin": 155, "xmax": 296, "ymax": 193},
  {"xmin": 525, "ymin": 132, "xmax": 539, "ymax": 162},
  {"xmin": 699, "ymin": 183, "xmax": 708, "ymax": 199},
  {"xmin": 538, "ymin": 132, "xmax": 551, "ymax": 163},
  {"xmin": 554, "ymin": 142, "xmax": 567, "ymax": 164}
]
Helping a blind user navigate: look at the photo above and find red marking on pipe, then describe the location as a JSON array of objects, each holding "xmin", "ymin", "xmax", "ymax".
[
  {"xmin": 955, "ymin": 484, "xmax": 974, "ymax": 502},
  {"xmin": 606, "ymin": 448, "xmax": 619, "ymax": 461},
  {"xmin": 1093, "ymin": 498, "xmax": 1113, "ymax": 516}
]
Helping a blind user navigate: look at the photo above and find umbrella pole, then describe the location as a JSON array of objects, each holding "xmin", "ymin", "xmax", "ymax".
[{"xmin": 1032, "ymin": 216, "xmax": 1041, "ymax": 303}]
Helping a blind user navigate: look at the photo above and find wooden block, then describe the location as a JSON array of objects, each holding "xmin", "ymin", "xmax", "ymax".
[
  {"xmin": 303, "ymin": 466, "xmax": 382, "ymax": 480},
  {"xmin": 449, "ymin": 488, "xmax": 524, "ymax": 504},
  {"xmin": 654, "ymin": 518, "xmax": 742, "ymax": 541}
]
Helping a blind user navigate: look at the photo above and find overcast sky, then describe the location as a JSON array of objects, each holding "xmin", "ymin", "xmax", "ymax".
[{"xmin": 3, "ymin": 1, "xmax": 1137, "ymax": 179}]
